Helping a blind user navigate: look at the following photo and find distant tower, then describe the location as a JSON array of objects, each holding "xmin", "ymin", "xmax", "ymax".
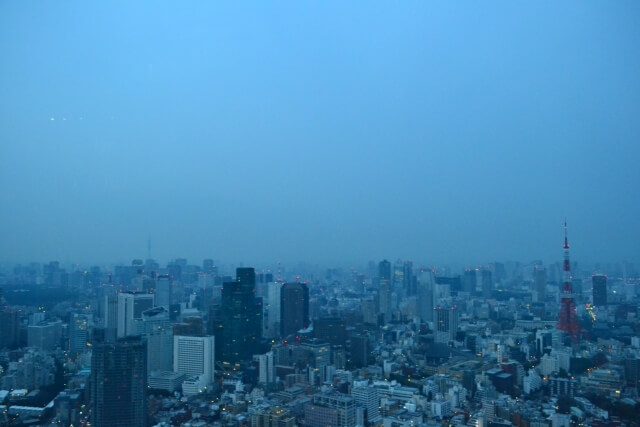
[{"xmin": 556, "ymin": 221, "xmax": 582, "ymax": 340}]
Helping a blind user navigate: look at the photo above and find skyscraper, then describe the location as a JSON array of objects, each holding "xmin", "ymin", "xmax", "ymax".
[
  {"xmin": 403, "ymin": 260, "xmax": 415, "ymax": 296},
  {"xmin": 481, "ymin": 269, "xmax": 493, "ymax": 298},
  {"xmin": 592, "ymin": 274, "xmax": 607, "ymax": 307},
  {"xmin": 91, "ymin": 335, "xmax": 147, "ymax": 427},
  {"xmin": 378, "ymin": 260, "xmax": 392, "ymax": 322},
  {"xmin": 280, "ymin": 282, "xmax": 309, "ymax": 338},
  {"xmin": 534, "ymin": 266, "xmax": 547, "ymax": 302},
  {"xmin": 463, "ymin": 269, "xmax": 477, "ymax": 294},
  {"xmin": 417, "ymin": 270, "xmax": 435, "ymax": 322},
  {"xmin": 69, "ymin": 314, "xmax": 88, "ymax": 355},
  {"xmin": 155, "ymin": 275, "xmax": 172, "ymax": 308},
  {"xmin": 219, "ymin": 268, "xmax": 262, "ymax": 367}
]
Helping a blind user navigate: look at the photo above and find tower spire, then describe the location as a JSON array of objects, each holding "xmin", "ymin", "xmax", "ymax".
[{"xmin": 556, "ymin": 219, "xmax": 582, "ymax": 341}]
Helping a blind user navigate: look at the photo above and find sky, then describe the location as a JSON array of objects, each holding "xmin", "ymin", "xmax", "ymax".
[{"xmin": 1, "ymin": 1, "xmax": 639, "ymax": 268}]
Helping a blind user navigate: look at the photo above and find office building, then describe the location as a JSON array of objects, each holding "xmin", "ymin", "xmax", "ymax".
[
  {"xmin": 314, "ymin": 316, "xmax": 346, "ymax": 346},
  {"xmin": 155, "ymin": 275, "xmax": 172, "ymax": 308},
  {"xmin": 138, "ymin": 307, "xmax": 173, "ymax": 373},
  {"xmin": 435, "ymin": 305, "xmax": 459, "ymax": 343},
  {"xmin": 592, "ymin": 274, "xmax": 607, "ymax": 307},
  {"xmin": 91, "ymin": 335, "xmax": 147, "ymax": 427},
  {"xmin": 534, "ymin": 266, "xmax": 547, "ymax": 302},
  {"xmin": 117, "ymin": 292, "xmax": 154, "ymax": 338},
  {"xmin": 378, "ymin": 260, "xmax": 392, "ymax": 322},
  {"xmin": 69, "ymin": 314, "xmax": 88, "ymax": 355},
  {"xmin": 305, "ymin": 392, "xmax": 356, "ymax": 427},
  {"xmin": 351, "ymin": 382, "xmax": 381, "ymax": 424},
  {"xmin": 218, "ymin": 268, "xmax": 262, "ymax": 367},
  {"xmin": 0, "ymin": 308, "xmax": 21, "ymax": 350},
  {"xmin": 174, "ymin": 335, "xmax": 216, "ymax": 386},
  {"xmin": 28, "ymin": 320, "xmax": 62, "ymax": 351},
  {"xmin": 463, "ymin": 269, "xmax": 477, "ymax": 294},
  {"xmin": 256, "ymin": 351, "xmax": 275, "ymax": 384},
  {"xmin": 349, "ymin": 334, "xmax": 370, "ymax": 369},
  {"xmin": 263, "ymin": 281, "xmax": 282, "ymax": 339},
  {"xmin": 417, "ymin": 270, "xmax": 435, "ymax": 322},
  {"xmin": 280, "ymin": 282, "xmax": 309, "ymax": 338},
  {"xmin": 481, "ymin": 269, "xmax": 493, "ymax": 298}
]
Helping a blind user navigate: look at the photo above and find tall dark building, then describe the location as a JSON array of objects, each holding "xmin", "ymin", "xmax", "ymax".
[
  {"xmin": 592, "ymin": 274, "xmax": 607, "ymax": 307},
  {"xmin": 534, "ymin": 266, "xmax": 547, "ymax": 302},
  {"xmin": 378, "ymin": 260, "xmax": 392, "ymax": 320},
  {"xmin": 280, "ymin": 282, "xmax": 309, "ymax": 338},
  {"xmin": 403, "ymin": 261, "xmax": 415, "ymax": 296},
  {"xmin": 349, "ymin": 334, "xmax": 370, "ymax": 368},
  {"xmin": 90, "ymin": 335, "xmax": 147, "ymax": 427},
  {"xmin": 481, "ymin": 269, "xmax": 493, "ymax": 298},
  {"xmin": 0, "ymin": 308, "xmax": 20, "ymax": 350},
  {"xmin": 463, "ymin": 269, "xmax": 477, "ymax": 294},
  {"xmin": 219, "ymin": 268, "xmax": 262, "ymax": 367},
  {"xmin": 314, "ymin": 316, "xmax": 346, "ymax": 346}
]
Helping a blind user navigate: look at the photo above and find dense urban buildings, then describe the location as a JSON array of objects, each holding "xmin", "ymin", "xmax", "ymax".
[{"xmin": 0, "ymin": 235, "xmax": 638, "ymax": 426}]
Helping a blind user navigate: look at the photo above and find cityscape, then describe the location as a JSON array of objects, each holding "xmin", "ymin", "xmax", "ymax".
[
  {"xmin": 0, "ymin": 224, "xmax": 639, "ymax": 426},
  {"xmin": 1, "ymin": 1, "xmax": 640, "ymax": 427}
]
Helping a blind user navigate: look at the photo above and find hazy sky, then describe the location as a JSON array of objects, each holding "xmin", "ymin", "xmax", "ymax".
[{"xmin": 1, "ymin": 2, "xmax": 639, "ymax": 267}]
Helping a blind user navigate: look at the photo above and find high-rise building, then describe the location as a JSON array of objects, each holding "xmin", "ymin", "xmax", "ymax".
[
  {"xmin": 314, "ymin": 317, "xmax": 346, "ymax": 346},
  {"xmin": 534, "ymin": 266, "xmax": 547, "ymax": 302},
  {"xmin": 434, "ymin": 305, "xmax": 459, "ymax": 343},
  {"xmin": 378, "ymin": 260, "xmax": 392, "ymax": 322},
  {"xmin": 417, "ymin": 270, "xmax": 435, "ymax": 322},
  {"xmin": 256, "ymin": 351, "xmax": 275, "ymax": 384},
  {"xmin": 69, "ymin": 314, "xmax": 88, "ymax": 355},
  {"xmin": 592, "ymin": 274, "xmax": 607, "ymax": 307},
  {"xmin": 28, "ymin": 320, "xmax": 62, "ymax": 350},
  {"xmin": 280, "ymin": 282, "xmax": 309, "ymax": 338},
  {"xmin": 155, "ymin": 275, "xmax": 172, "ymax": 308},
  {"xmin": 349, "ymin": 334, "xmax": 370, "ymax": 368},
  {"xmin": 218, "ymin": 268, "xmax": 262, "ymax": 367},
  {"xmin": 0, "ymin": 308, "xmax": 21, "ymax": 350},
  {"xmin": 173, "ymin": 335, "xmax": 215, "ymax": 386},
  {"xmin": 90, "ymin": 335, "xmax": 147, "ymax": 427},
  {"xmin": 138, "ymin": 307, "xmax": 173, "ymax": 373},
  {"xmin": 481, "ymin": 269, "xmax": 493, "ymax": 298},
  {"xmin": 463, "ymin": 269, "xmax": 477, "ymax": 294},
  {"xmin": 263, "ymin": 281, "xmax": 282, "ymax": 339},
  {"xmin": 393, "ymin": 260, "xmax": 405, "ymax": 295},
  {"xmin": 403, "ymin": 261, "xmax": 415, "ymax": 296},
  {"xmin": 117, "ymin": 292, "xmax": 154, "ymax": 338},
  {"xmin": 103, "ymin": 291, "xmax": 118, "ymax": 342}
]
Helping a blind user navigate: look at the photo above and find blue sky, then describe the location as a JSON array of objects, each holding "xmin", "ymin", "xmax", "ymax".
[{"xmin": 1, "ymin": 1, "xmax": 639, "ymax": 267}]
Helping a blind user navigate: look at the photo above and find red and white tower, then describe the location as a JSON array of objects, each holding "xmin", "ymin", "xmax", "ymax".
[{"xmin": 556, "ymin": 220, "xmax": 582, "ymax": 340}]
